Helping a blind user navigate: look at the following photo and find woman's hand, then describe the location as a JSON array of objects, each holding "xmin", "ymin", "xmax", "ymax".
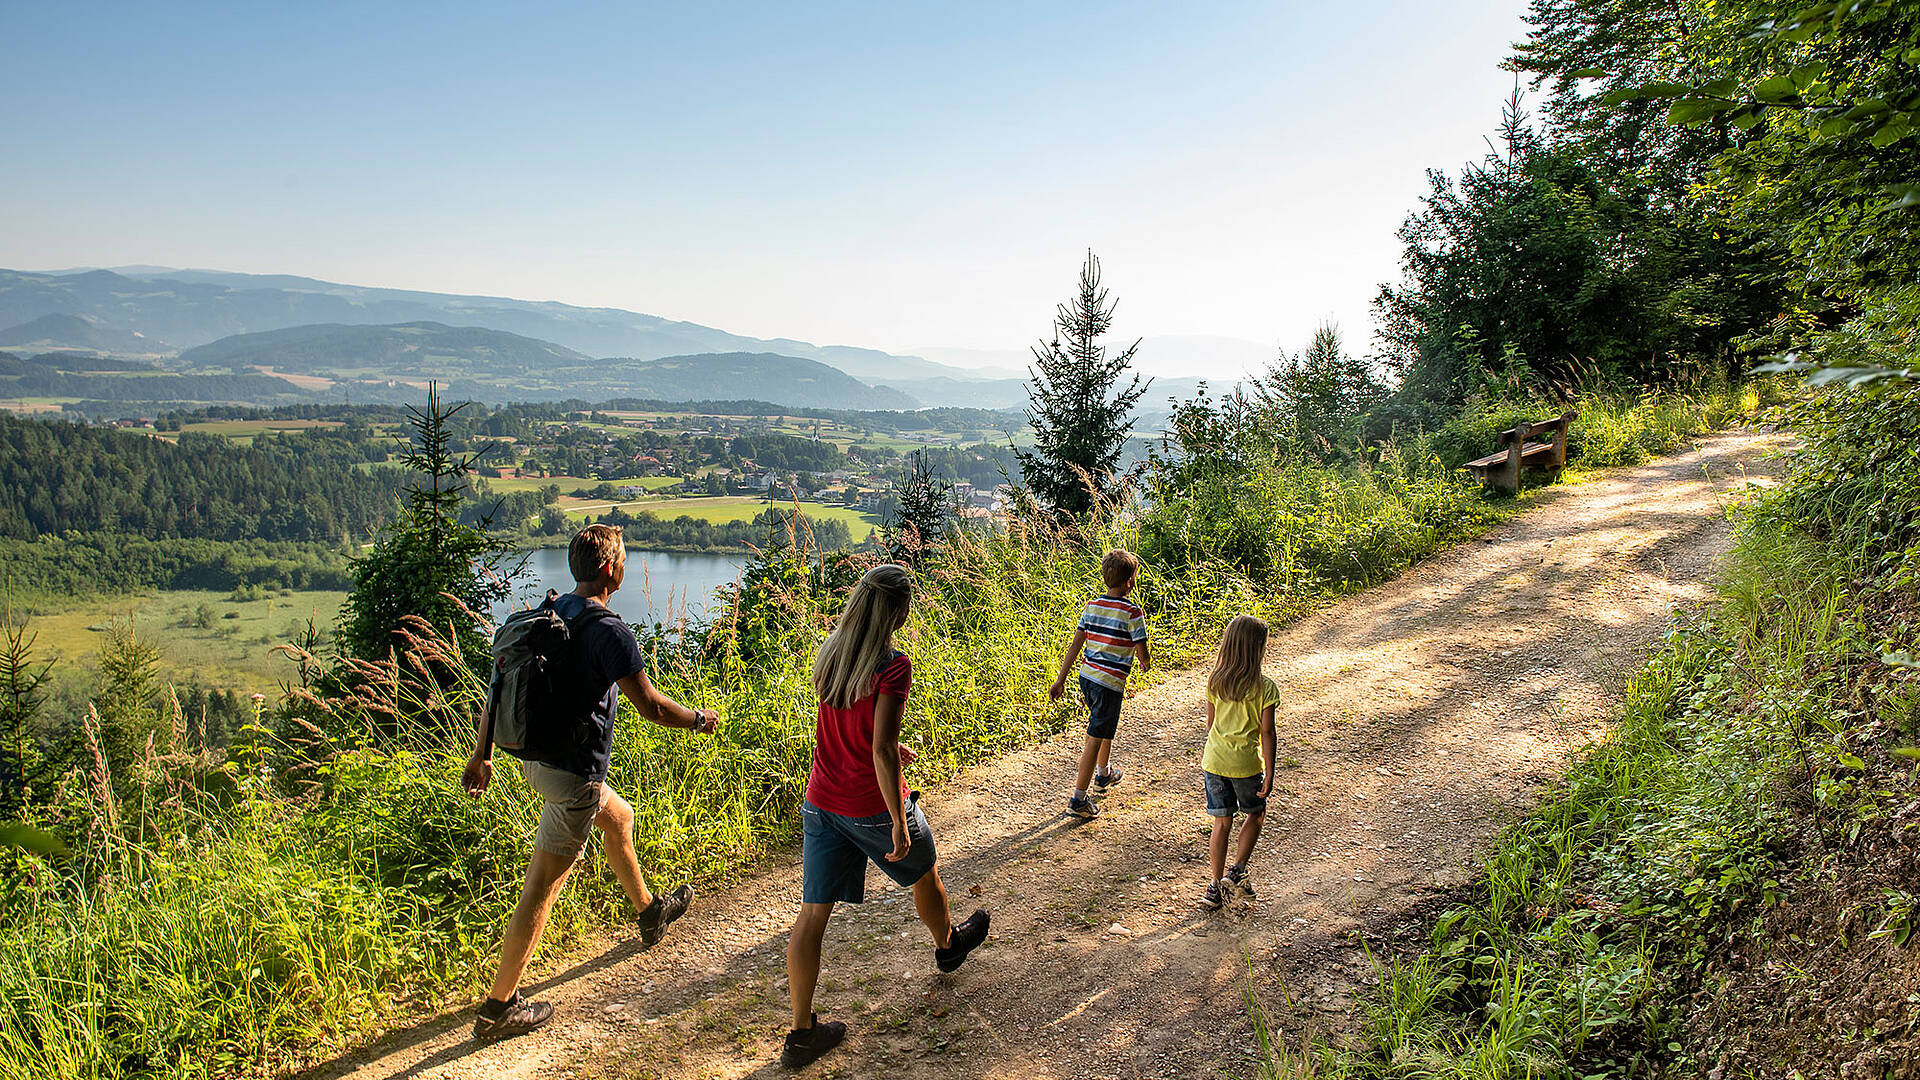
[
  {"xmin": 898, "ymin": 742, "xmax": 917, "ymax": 767},
  {"xmin": 462, "ymin": 756, "xmax": 494, "ymax": 798},
  {"xmin": 885, "ymin": 819, "xmax": 912, "ymax": 862}
]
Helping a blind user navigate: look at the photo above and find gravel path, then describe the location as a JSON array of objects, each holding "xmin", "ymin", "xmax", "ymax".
[{"xmin": 304, "ymin": 429, "xmax": 1787, "ymax": 1080}]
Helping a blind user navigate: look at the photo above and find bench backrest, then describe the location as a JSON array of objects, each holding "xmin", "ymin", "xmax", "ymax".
[{"xmin": 1496, "ymin": 410, "xmax": 1576, "ymax": 448}]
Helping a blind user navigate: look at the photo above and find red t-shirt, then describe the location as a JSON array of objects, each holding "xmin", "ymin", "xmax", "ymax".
[{"xmin": 804, "ymin": 651, "xmax": 912, "ymax": 818}]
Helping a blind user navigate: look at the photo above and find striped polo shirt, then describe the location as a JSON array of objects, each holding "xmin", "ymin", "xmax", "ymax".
[{"xmin": 1076, "ymin": 594, "xmax": 1148, "ymax": 691}]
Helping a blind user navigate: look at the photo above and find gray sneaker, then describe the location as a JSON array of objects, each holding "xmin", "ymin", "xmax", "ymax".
[
  {"xmin": 1201, "ymin": 881, "xmax": 1226, "ymax": 910},
  {"xmin": 1066, "ymin": 794, "xmax": 1099, "ymax": 820},
  {"xmin": 1091, "ymin": 767, "xmax": 1123, "ymax": 793}
]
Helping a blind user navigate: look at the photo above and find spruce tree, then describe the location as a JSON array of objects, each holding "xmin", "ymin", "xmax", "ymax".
[
  {"xmin": 337, "ymin": 383, "xmax": 516, "ymax": 670},
  {"xmin": 1016, "ymin": 251, "xmax": 1151, "ymax": 520},
  {"xmin": 885, "ymin": 450, "xmax": 954, "ymax": 564}
]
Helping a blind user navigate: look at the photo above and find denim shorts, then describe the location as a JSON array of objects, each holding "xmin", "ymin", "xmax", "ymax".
[
  {"xmin": 1203, "ymin": 770, "xmax": 1267, "ymax": 818},
  {"xmin": 1080, "ymin": 675, "xmax": 1123, "ymax": 740},
  {"xmin": 522, "ymin": 759, "xmax": 603, "ymax": 858},
  {"xmin": 800, "ymin": 793, "xmax": 938, "ymax": 905}
]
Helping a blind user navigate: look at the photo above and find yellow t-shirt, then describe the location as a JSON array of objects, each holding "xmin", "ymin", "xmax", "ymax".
[{"xmin": 1202, "ymin": 676, "xmax": 1280, "ymax": 778}]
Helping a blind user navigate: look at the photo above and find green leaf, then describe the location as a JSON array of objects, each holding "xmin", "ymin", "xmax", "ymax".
[
  {"xmin": 1668, "ymin": 98, "xmax": 1741, "ymax": 124},
  {"xmin": 1754, "ymin": 76, "xmax": 1801, "ymax": 104},
  {"xmin": 1570, "ymin": 67, "xmax": 1607, "ymax": 79},
  {"xmin": 1605, "ymin": 81, "xmax": 1694, "ymax": 105},
  {"xmin": 1890, "ymin": 747, "xmax": 1920, "ymax": 759},
  {"xmin": 1837, "ymin": 751, "xmax": 1867, "ymax": 770}
]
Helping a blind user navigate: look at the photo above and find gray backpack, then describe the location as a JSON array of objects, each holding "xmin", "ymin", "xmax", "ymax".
[{"xmin": 486, "ymin": 593, "xmax": 621, "ymax": 759}]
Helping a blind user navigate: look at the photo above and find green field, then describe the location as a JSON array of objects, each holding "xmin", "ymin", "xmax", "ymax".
[
  {"xmin": 489, "ymin": 474, "xmax": 679, "ymax": 495},
  {"xmin": 566, "ymin": 495, "xmax": 880, "ymax": 538},
  {"xmin": 178, "ymin": 419, "xmax": 345, "ymax": 439},
  {"xmin": 21, "ymin": 588, "xmax": 348, "ymax": 693}
]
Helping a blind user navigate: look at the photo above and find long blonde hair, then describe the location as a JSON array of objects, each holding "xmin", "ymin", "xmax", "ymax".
[
  {"xmin": 813, "ymin": 564, "xmax": 914, "ymax": 709},
  {"xmin": 1207, "ymin": 615, "xmax": 1268, "ymax": 703}
]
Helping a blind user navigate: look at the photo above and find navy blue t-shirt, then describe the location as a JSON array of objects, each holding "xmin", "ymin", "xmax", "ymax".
[{"xmin": 544, "ymin": 593, "xmax": 645, "ymax": 781}]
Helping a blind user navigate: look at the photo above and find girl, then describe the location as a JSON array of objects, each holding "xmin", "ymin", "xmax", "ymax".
[
  {"xmin": 1199, "ymin": 615, "xmax": 1280, "ymax": 910},
  {"xmin": 782, "ymin": 563, "xmax": 990, "ymax": 1068}
]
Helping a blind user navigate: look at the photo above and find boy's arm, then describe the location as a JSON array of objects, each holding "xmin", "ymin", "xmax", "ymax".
[
  {"xmin": 1256, "ymin": 704, "xmax": 1277, "ymax": 798},
  {"xmin": 617, "ymin": 669, "xmax": 719, "ymax": 734},
  {"xmin": 871, "ymin": 692, "xmax": 910, "ymax": 861},
  {"xmin": 1135, "ymin": 638, "xmax": 1152, "ymax": 673},
  {"xmin": 1049, "ymin": 629, "xmax": 1088, "ymax": 701}
]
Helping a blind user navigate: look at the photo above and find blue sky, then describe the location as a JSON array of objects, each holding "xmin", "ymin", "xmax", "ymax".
[{"xmin": 1, "ymin": 1, "xmax": 1534, "ymax": 375}]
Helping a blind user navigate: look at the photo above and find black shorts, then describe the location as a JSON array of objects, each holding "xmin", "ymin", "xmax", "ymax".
[{"xmin": 1080, "ymin": 675, "xmax": 1122, "ymax": 739}]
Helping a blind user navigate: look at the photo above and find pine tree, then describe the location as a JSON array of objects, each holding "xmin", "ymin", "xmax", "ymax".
[
  {"xmin": 885, "ymin": 450, "xmax": 954, "ymax": 565},
  {"xmin": 337, "ymin": 382, "xmax": 517, "ymax": 670},
  {"xmin": 1016, "ymin": 251, "xmax": 1151, "ymax": 520},
  {"xmin": 0, "ymin": 605, "xmax": 51, "ymax": 817},
  {"xmin": 1251, "ymin": 324, "xmax": 1387, "ymax": 460}
]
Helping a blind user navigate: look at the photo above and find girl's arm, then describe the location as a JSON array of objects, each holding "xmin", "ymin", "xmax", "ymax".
[
  {"xmin": 871, "ymin": 691, "xmax": 910, "ymax": 861},
  {"xmin": 1049, "ymin": 629, "xmax": 1088, "ymax": 701},
  {"xmin": 1256, "ymin": 704, "xmax": 1277, "ymax": 798}
]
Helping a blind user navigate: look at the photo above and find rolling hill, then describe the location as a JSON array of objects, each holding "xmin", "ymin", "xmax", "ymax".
[{"xmin": 0, "ymin": 312, "xmax": 170, "ymax": 354}]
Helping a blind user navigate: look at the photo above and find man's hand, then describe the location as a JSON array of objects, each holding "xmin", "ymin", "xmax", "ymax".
[
  {"xmin": 884, "ymin": 819, "xmax": 912, "ymax": 862},
  {"xmin": 692, "ymin": 707, "xmax": 719, "ymax": 735},
  {"xmin": 462, "ymin": 756, "xmax": 494, "ymax": 798},
  {"xmin": 1048, "ymin": 679, "xmax": 1066, "ymax": 703}
]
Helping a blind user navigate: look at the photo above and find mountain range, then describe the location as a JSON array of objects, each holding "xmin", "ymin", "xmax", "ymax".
[{"xmin": 0, "ymin": 267, "xmax": 1230, "ymax": 411}]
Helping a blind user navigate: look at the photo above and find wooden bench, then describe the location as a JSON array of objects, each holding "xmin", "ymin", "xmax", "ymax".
[{"xmin": 1463, "ymin": 410, "xmax": 1576, "ymax": 494}]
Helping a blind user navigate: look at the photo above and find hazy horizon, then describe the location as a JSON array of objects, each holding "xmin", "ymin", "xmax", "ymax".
[{"xmin": 1, "ymin": 1, "xmax": 1532, "ymax": 380}]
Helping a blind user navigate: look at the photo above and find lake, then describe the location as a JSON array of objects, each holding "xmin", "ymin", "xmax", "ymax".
[{"xmin": 494, "ymin": 547, "xmax": 745, "ymax": 625}]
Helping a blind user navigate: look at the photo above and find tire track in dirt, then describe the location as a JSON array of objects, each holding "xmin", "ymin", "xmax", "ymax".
[{"xmin": 306, "ymin": 429, "xmax": 1788, "ymax": 1080}]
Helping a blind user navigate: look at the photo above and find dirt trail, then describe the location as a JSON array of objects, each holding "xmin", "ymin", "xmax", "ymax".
[{"xmin": 310, "ymin": 429, "xmax": 1788, "ymax": 1080}]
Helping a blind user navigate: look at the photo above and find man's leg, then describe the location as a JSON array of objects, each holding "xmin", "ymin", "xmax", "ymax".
[
  {"xmin": 487, "ymin": 848, "xmax": 577, "ymax": 1002},
  {"xmin": 911, "ymin": 866, "xmax": 955, "ymax": 948},
  {"xmin": 787, "ymin": 902, "xmax": 834, "ymax": 1031},
  {"xmin": 595, "ymin": 786, "xmax": 655, "ymax": 913}
]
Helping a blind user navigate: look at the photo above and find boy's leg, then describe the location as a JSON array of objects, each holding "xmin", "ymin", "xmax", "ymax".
[
  {"xmin": 487, "ymin": 848, "xmax": 577, "ymax": 1002},
  {"xmin": 1094, "ymin": 737, "xmax": 1114, "ymax": 774},
  {"xmin": 1209, "ymin": 813, "xmax": 1233, "ymax": 884},
  {"xmin": 911, "ymin": 865, "xmax": 955, "ymax": 947},
  {"xmin": 1232, "ymin": 808, "xmax": 1267, "ymax": 868},
  {"xmin": 1074, "ymin": 736, "xmax": 1103, "ymax": 793},
  {"xmin": 594, "ymin": 787, "xmax": 655, "ymax": 912},
  {"xmin": 787, "ymin": 902, "xmax": 834, "ymax": 1031}
]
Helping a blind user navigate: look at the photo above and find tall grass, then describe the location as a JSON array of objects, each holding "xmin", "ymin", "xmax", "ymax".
[{"xmin": 0, "ymin": 382, "xmax": 1763, "ymax": 1079}]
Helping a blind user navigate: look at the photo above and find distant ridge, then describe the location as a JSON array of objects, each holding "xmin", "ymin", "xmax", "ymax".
[{"xmin": 0, "ymin": 312, "xmax": 169, "ymax": 354}]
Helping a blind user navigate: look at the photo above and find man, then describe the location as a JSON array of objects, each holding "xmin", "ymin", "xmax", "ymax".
[{"xmin": 463, "ymin": 523, "xmax": 720, "ymax": 1040}]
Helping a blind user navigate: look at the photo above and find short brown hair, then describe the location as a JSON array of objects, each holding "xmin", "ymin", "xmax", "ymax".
[
  {"xmin": 569, "ymin": 523, "xmax": 625, "ymax": 583},
  {"xmin": 1101, "ymin": 549, "xmax": 1140, "ymax": 591}
]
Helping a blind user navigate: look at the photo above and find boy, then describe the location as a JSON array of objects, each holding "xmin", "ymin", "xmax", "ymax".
[
  {"xmin": 1049, "ymin": 549, "xmax": 1151, "ymax": 819},
  {"xmin": 462, "ymin": 523, "xmax": 721, "ymax": 1041}
]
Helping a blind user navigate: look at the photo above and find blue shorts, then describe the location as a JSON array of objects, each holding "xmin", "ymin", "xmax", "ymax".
[
  {"xmin": 800, "ymin": 793, "xmax": 938, "ymax": 905},
  {"xmin": 1080, "ymin": 675, "xmax": 1122, "ymax": 740},
  {"xmin": 1204, "ymin": 771, "xmax": 1267, "ymax": 817}
]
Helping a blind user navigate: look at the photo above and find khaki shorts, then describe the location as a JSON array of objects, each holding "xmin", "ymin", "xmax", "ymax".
[{"xmin": 521, "ymin": 759, "xmax": 603, "ymax": 858}]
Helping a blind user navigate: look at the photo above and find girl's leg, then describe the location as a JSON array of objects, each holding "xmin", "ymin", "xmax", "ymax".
[
  {"xmin": 911, "ymin": 866, "xmax": 955, "ymax": 948},
  {"xmin": 1232, "ymin": 809, "xmax": 1266, "ymax": 868},
  {"xmin": 1209, "ymin": 814, "xmax": 1232, "ymax": 883},
  {"xmin": 787, "ymin": 902, "xmax": 833, "ymax": 1031}
]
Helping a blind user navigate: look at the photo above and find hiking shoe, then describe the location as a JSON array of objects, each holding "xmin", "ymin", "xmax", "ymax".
[
  {"xmin": 1066, "ymin": 795, "xmax": 1099, "ymax": 820},
  {"xmin": 935, "ymin": 909, "xmax": 991, "ymax": 973},
  {"xmin": 1227, "ymin": 863, "xmax": 1254, "ymax": 896},
  {"xmin": 1091, "ymin": 767, "xmax": 1123, "ymax": 793},
  {"xmin": 471, "ymin": 991, "xmax": 553, "ymax": 1041},
  {"xmin": 781, "ymin": 1013, "xmax": 846, "ymax": 1068},
  {"xmin": 639, "ymin": 883, "xmax": 694, "ymax": 946},
  {"xmin": 1201, "ymin": 881, "xmax": 1226, "ymax": 911}
]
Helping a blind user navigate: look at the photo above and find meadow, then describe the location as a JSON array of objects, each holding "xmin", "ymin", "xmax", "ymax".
[{"xmin": 562, "ymin": 494, "xmax": 881, "ymax": 540}]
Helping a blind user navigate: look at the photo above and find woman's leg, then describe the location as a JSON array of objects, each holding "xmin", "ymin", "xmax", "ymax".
[
  {"xmin": 787, "ymin": 902, "xmax": 833, "ymax": 1031},
  {"xmin": 911, "ymin": 866, "xmax": 954, "ymax": 948}
]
